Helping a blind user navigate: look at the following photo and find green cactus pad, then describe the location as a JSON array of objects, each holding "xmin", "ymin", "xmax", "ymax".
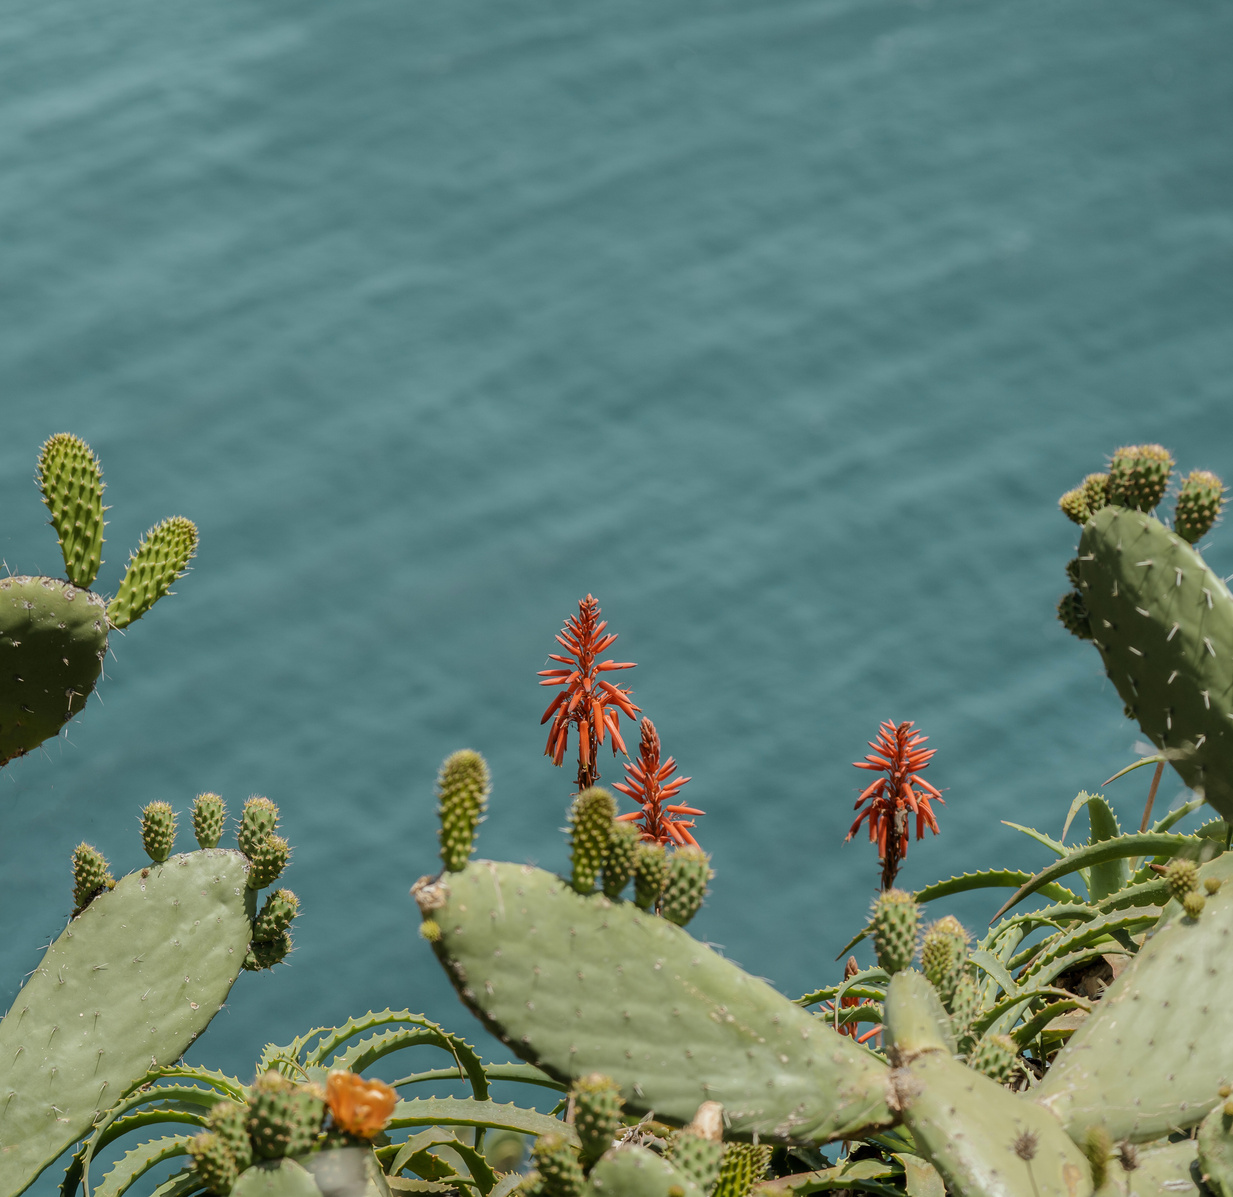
[
  {"xmin": 1184, "ymin": 889, "xmax": 1207, "ymax": 918},
  {"xmin": 1198, "ymin": 1103, "xmax": 1233, "ymax": 1197},
  {"xmin": 141, "ymin": 801, "xmax": 179, "ymax": 863},
  {"xmin": 572, "ymin": 1073, "xmax": 623, "ymax": 1166},
  {"xmin": 1095, "ymin": 1140, "xmax": 1201, "ymax": 1197},
  {"xmin": 1060, "ymin": 474, "xmax": 1111, "ymax": 526},
  {"xmin": 247, "ymin": 835, "xmax": 290, "ymax": 890},
  {"xmin": 71, "ymin": 841, "xmax": 115, "ymax": 912},
  {"xmin": 1036, "ymin": 851, "xmax": 1233, "ymax": 1142},
  {"xmin": 243, "ymin": 930, "xmax": 293, "ymax": 972},
  {"xmin": 0, "ymin": 849, "xmax": 254, "ymax": 1196},
  {"xmin": 437, "ymin": 749, "xmax": 491, "ymax": 873},
  {"xmin": 253, "ymin": 889, "xmax": 299, "ymax": 942},
  {"xmin": 238, "ymin": 797, "xmax": 280, "ymax": 858},
  {"xmin": 949, "ymin": 974, "xmax": 982, "ymax": 1053},
  {"xmin": 920, "ymin": 916, "xmax": 968, "ymax": 1009},
  {"xmin": 1057, "ymin": 592, "xmax": 1093, "ymax": 641},
  {"xmin": 210, "ymin": 1101, "xmax": 254, "ymax": 1172},
  {"xmin": 671, "ymin": 1130, "xmax": 724, "ymax": 1194},
  {"xmin": 0, "ymin": 576, "xmax": 108, "ymax": 766},
  {"xmin": 1078, "ymin": 504, "xmax": 1233, "ymax": 818},
  {"xmin": 413, "ymin": 860, "xmax": 893, "ymax": 1143},
  {"xmin": 602, "ymin": 821, "xmax": 640, "ymax": 900},
  {"xmin": 968, "ymin": 1034, "xmax": 1020, "ymax": 1085},
  {"xmin": 189, "ymin": 1132, "xmax": 242, "ymax": 1197},
  {"xmin": 884, "ymin": 970, "xmax": 956, "ymax": 1058},
  {"xmin": 533, "ymin": 1131, "xmax": 585, "ymax": 1197},
  {"xmin": 231, "ymin": 1158, "xmax": 322, "ymax": 1197},
  {"xmin": 569, "ymin": 788, "xmax": 617, "ymax": 895},
  {"xmin": 1108, "ymin": 444, "xmax": 1174, "ymax": 512},
  {"xmin": 713, "ymin": 1144, "xmax": 773, "ymax": 1197},
  {"xmin": 107, "ymin": 515, "xmax": 199, "ymax": 630},
  {"xmin": 583, "ymin": 1145, "xmax": 703, "ymax": 1197},
  {"xmin": 193, "ymin": 793, "xmax": 228, "ymax": 850},
  {"xmin": 37, "ymin": 433, "xmax": 106, "ymax": 589},
  {"xmin": 247, "ymin": 1073, "xmax": 325, "ymax": 1160},
  {"xmin": 1176, "ymin": 470, "xmax": 1225, "ymax": 545},
  {"xmin": 661, "ymin": 847, "xmax": 712, "ymax": 928},
  {"xmin": 632, "ymin": 842, "xmax": 668, "ymax": 911},
  {"xmin": 1165, "ymin": 859, "xmax": 1199, "ymax": 901},
  {"xmin": 871, "ymin": 889, "xmax": 919, "ymax": 975}
]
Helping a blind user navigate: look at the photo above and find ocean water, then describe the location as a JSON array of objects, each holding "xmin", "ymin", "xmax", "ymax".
[{"xmin": 2, "ymin": 0, "xmax": 1232, "ymax": 1183}]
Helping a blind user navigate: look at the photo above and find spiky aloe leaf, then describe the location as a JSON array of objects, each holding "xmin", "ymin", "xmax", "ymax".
[
  {"xmin": 37, "ymin": 433, "xmax": 106, "ymax": 589},
  {"xmin": 107, "ymin": 517, "xmax": 198, "ymax": 630},
  {"xmin": 388, "ymin": 1097, "xmax": 578, "ymax": 1142}
]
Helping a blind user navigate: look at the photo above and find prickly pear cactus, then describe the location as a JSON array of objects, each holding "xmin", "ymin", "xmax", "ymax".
[{"xmin": 582, "ymin": 1144, "xmax": 704, "ymax": 1197}]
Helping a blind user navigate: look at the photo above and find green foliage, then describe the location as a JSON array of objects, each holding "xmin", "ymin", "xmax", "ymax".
[
  {"xmin": 568, "ymin": 788, "xmax": 616, "ymax": 894},
  {"xmin": 37, "ymin": 433, "xmax": 107, "ymax": 589},
  {"xmin": 602, "ymin": 820, "xmax": 640, "ymax": 899},
  {"xmin": 1175, "ymin": 469, "xmax": 1225, "ymax": 543},
  {"xmin": 661, "ymin": 846, "xmax": 712, "ymax": 927},
  {"xmin": 193, "ymin": 794, "xmax": 228, "ymax": 850},
  {"xmin": 632, "ymin": 841, "xmax": 668, "ymax": 911},
  {"xmin": 140, "ymin": 801, "xmax": 178, "ymax": 863},
  {"xmin": 107, "ymin": 516, "xmax": 199, "ymax": 630},
  {"xmin": 571, "ymin": 1074, "xmax": 623, "ymax": 1166},
  {"xmin": 437, "ymin": 749, "xmax": 491, "ymax": 873},
  {"xmin": 871, "ymin": 889, "xmax": 920, "ymax": 975}
]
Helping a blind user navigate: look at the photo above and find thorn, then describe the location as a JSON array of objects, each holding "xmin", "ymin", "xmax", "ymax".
[
  {"xmin": 1204, "ymin": 588, "xmax": 1214, "ymax": 609},
  {"xmin": 1203, "ymin": 691, "xmax": 1211, "ymax": 710},
  {"xmin": 1129, "ymin": 647, "xmax": 1144, "ymax": 657},
  {"xmin": 1136, "ymin": 607, "xmax": 1151, "ymax": 617},
  {"xmin": 1178, "ymin": 568, "xmax": 1185, "ymax": 586},
  {"xmin": 1136, "ymin": 560, "xmax": 1154, "ymax": 568},
  {"xmin": 1168, "ymin": 671, "xmax": 1179, "ymax": 684},
  {"xmin": 1206, "ymin": 638, "xmax": 1216, "ymax": 657},
  {"xmin": 1168, "ymin": 623, "xmax": 1181, "ymax": 641}
]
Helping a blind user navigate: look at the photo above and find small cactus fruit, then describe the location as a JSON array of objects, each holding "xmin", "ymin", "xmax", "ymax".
[
  {"xmin": 633, "ymin": 840, "xmax": 669, "ymax": 910},
  {"xmin": 1084, "ymin": 1125, "xmax": 1113, "ymax": 1189},
  {"xmin": 671, "ymin": 1102, "xmax": 724, "ymax": 1193},
  {"xmin": 437, "ymin": 749, "xmax": 490, "ymax": 872},
  {"xmin": 949, "ymin": 973, "xmax": 982, "ymax": 1052},
  {"xmin": 713, "ymin": 1143, "xmax": 772, "ymax": 1197},
  {"xmin": 1175, "ymin": 470, "xmax": 1225, "ymax": 544},
  {"xmin": 37, "ymin": 433, "xmax": 106, "ymax": 589},
  {"xmin": 107, "ymin": 515, "xmax": 199, "ymax": 630},
  {"xmin": 1066, "ymin": 557, "xmax": 1082, "ymax": 588},
  {"xmin": 188, "ymin": 1132, "xmax": 240, "ymax": 1197},
  {"xmin": 1166, "ymin": 859, "xmax": 1200, "ymax": 901},
  {"xmin": 920, "ymin": 915, "xmax": 969, "ymax": 1009},
  {"xmin": 661, "ymin": 846, "xmax": 713, "ymax": 927},
  {"xmin": 237, "ymin": 796, "xmax": 280, "ymax": 857},
  {"xmin": 253, "ymin": 889, "xmax": 299, "ymax": 942},
  {"xmin": 192, "ymin": 793, "xmax": 227, "ymax": 849},
  {"xmin": 1060, "ymin": 473, "xmax": 1111, "ymax": 525},
  {"xmin": 208, "ymin": 1101, "xmax": 252, "ymax": 1171},
  {"xmin": 602, "ymin": 819, "xmax": 640, "ymax": 899},
  {"xmin": 1184, "ymin": 890, "xmax": 1207, "ymax": 919},
  {"xmin": 968, "ymin": 1033, "xmax": 1021, "ymax": 1084},
  {"xmin": 246, "ymin": 1072, "xmax": 325, "ymax": 1160},
  {"xmin": 532, "ymin": 1131, "xmax": 584, "ymax": 1197},
  {"xmin": 71, "ymin": 842, "xmax": 114, "ymax": 912},
  {"xmin": 1057, "ymin": 591, "xmax": 1093, "ymax": 640},
  {"xmin": 140, "ymin": 800, "xmax": 178, "ymax": 862},
  {"xmin": 871, "ymin": 888, "xmax": 920, "ymax": 975},
  {"xmin": 243, "ymin": 930, "xmax": 292, "ymax": 972},
  {"xmin": 569, "ymin": 787, "xmax": 616, "ymax": 894},
  {"xmin": 571, "ymin": 1073, "xmax": 623, "ymax": 1165},
  {"xmin": 325, "ymin": 1070, "xmax": 397, "ymax": 1139},
  {"xmin": 1108, "ymin": 444, "xmax": 1174, "ymax": 512},
  {"xmin": 246, "ymin": 834, "xmax": 290, "ymax": 890}
]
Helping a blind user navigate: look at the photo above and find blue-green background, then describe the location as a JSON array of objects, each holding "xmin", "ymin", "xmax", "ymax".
[{"xmin": 2, "ymin": 0, "xmax": 1232, "ymax": 1158}]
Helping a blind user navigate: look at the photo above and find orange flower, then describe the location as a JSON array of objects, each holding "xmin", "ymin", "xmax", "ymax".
[
  {"xmin": 613, "ymin": 718, "xmax": 704, "ymax": 847},
  {"xmin": 538, "ymin": 595, "xmax": 639, "ymax": 790},
  {"xmin": 846, "ymin": 720, "xmax": 943, "ymax": 890},
  {"xmin": 822, "ymin": 955, "xmax": 882, "ymax": 1045},
  {"xmin": 326, "ymin": 1071, "xmax": 397, "ymax": 1139}
]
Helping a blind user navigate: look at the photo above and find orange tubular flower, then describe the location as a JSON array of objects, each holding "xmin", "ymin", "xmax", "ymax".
[
  {"xmin": 539, "ymin": 595, "xmax": 640, "ymax": 790},
  {"xmin": 326, "ymin": 1070, "xmax": 397, "ymax": 1139},
  {"xmin": 613, "ymin": 717, "xmax": 704, "ymax": 847},
  {"xmin": 846, "ymin": 720, "xmax": 943, "ymax": 891}
]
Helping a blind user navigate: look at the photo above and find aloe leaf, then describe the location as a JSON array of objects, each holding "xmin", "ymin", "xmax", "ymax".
[
  {"xmin": 390, "ymin": 1063, "xmax": 565, "ymax": 1092},
  {"xmin": 1010, "ymin": 998, "xmax": 1089, "ymax": 1048},
  {"xmin": 389, "ymin": 1098, "xmax": 577, "ymax": 1143},
  {"xmin": 1017, "ymin": 909, "xmax": 1158, "ymax": 982},
  {"xmin": 147, "ymin": 1171, "xmax": 203, "ymax": 1197},
  {"xmin": 95, "ymin": 1136, "xmax": 192, "ymax": 1197},
  {"xmin": 1003, "ymin": 821, "xmax": 1069, "ymax": 858},
  {"xmin": 797, "ymin": 982, "xmax": 887, "ymax": 1008},
  {"xmin": 1153, "ymin": 797, "xmax": 1206, "ymax": 834},
  {"xmin": 967, "ymin": 986, "xmax": 1079, "ymax": 1041},
  {"xmin": 968, "ymin": 950, "xmax": 1017, "ymax": 999},
  {"xmin": 914, "ymin": 869, "xmax": 1081, "ymax": 906},
  {"xmin": 1084, "ymin": 795, "xmax": 1129, "ymax": 901}
]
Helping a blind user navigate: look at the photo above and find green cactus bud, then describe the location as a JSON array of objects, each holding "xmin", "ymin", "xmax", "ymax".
[
  {"xmin": 671, "ymin": 1102, "xmax": 724, "ymax": 1194},
  {"xmin": 571, "ymin": 1072, "xmax": 623, "ymax": 1165},
  {"xmin": 1084, "ymin": 1125, "xmax": 1112, "ymax": 1189},
  {"xmin": 1060, "ymin": 487, "xmax": 1092, "ymax": 526},
  {"xmin": 1083, "ymin": 472, "xmax": 1111, "ymax": 513},
  {"xmin": 140, "ymin": 801, "xmax": 178, "ymax": 863},
  {"xmin": 1165, "ymin": 859, "xmax": 1200, "ymax": 901},
  {"xmin": 1207, "ymin": 877, "xmax": 1224, "ymax": 896},
  {"xmin": 1108, "ymin": 444, "xmax": 1174, "ymax": 512},
  {"xmin": 569, "ymin": 787, "xmax": 616, "ymax": 894},
  {"xmin": 1175, "ymin": 469, "xmax": 1225, "ymax": 544},
  {"xmin": 188, "ymin": 1132, "xmax": 240, "ymax": 1197},
  {"xmin": 531, "ymin": 1131, "xmax": 584, "ymax": 1197},
  {"xmin": 968, "ymin": 1033, "xmax": 1020, "ymax": 1084},
  {"xmin": 253, "ymin": 889, "xmax": 299, "ymax": 942},
  {"xmin": 71, "ymin": 842, "xmax": 114, "ymax": 913},
  {"xmin": 237, "ymin": 796, "xmax": 280, "ymax": 858},
  {"xmin": 192, "ymin": 793, "xmax": 227, "ymax": 849},
  {"xmin": 107, "ymin": 515, "xmax": 199, "ymax": 630},
  {"xmin": 921, "ymin": 915, "xmax": 969, "ymax": 1009},
  {"xmin": 246, "ymin": 834, "xmax": 290, "ymax": 890},
  {"xmin": 1057, "ymin": 591, "xmax": 1093, "ymax": 641},
  {"xmin": 713, "ymin": 1143, "xmax": 772, "ymax": 1197},
  {"xmin": 208, "ymin": 1101, "xmax": 253, "ymax": 1172},
  {"xmin": 242, "ymin": 931, "xmax": 293, "ymax": 972},
  {"xmin": 437, "ymin": 749, "xmax": 491, "ymax": 872},
  {"xmin": 949, "ymin": 972, "xmax": 981, "ymax": 1049},
  {"xmin": 37, "ymin": 433, "xmax": 106, "ymax": 590},
  {"xmin": 246, "ymin": 1072, "xmax": 324, "ymax": 1160},
  {"xmin": 661, "ymin": 846, "xmax": 713, "ymax": 927},
  {"xmin": 871, "ymin": 888, "xmax": 919, "ymax": 975},
  {"xmin": 633, "ymin": 841, "xmax": 669, "ymax": 911},
  {"xmin": 1184, "ymin": 890, "xmax": 1206, "ymax": 919},
  {"xmin": 1066, "ymin": 557, "xmax": 1082, "ymax": 588},
  {"xmin": 518, "ymin": 1171, "xmax": 545, "ymax": 1197},
  {"xmin": 602, "ymin": 819, "xmax": 640, "ymax": 899}
]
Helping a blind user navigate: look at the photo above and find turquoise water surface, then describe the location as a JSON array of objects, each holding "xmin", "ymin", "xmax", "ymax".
[{"xmin": 2, "ymin": 0, "xmax": 1232, "ymax": 1179}]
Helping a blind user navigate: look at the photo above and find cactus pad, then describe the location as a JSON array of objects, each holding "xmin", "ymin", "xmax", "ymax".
[
  {"xmin": 189, "ymin": 1132, "xmax": 242, "ymax": 1196},
  {"xmin": 584, "ymin": 1144, "xmax": 704, "ymax": 1197},
  {"xmin": 1060, "ymin": 474, "xmax": 1111, "ymax": 526},
  {"xmin": 414, "ymin": 860, "xmax": 893, "ymax": 1142},
  {"xmin": 210, "ymin": 1101, "xmax": 254, "ymax": 1171},
  {"xmin": 238, "ymin": 797, "xmax": 280, "ymax": 858},
  {"xmin": 1057, "ymin": 591, "xmax": 1093, "ymax": 641},
  {"xmin": 244, "ymin": 931, "xmax": 293, "ymax": 972},
  {"xmin": 713, "ymin": 1144, "xmax": 773, "ymax": 1197},
  {"xmin": 602, "ymin": 820, "xmax": 640, "ymax": 900},
  {"xmin": 920, "ymin": 916, "xmax": 968, "ymax": 1009},
  {"xmin": 71, "ymin": 841, "xmax": 115, "ymax": 912},
  {"xmin": 1175, "ymin": 470, "xmax": 1225, "ymax": 544},
  {"xmin": 246, "ymin": 1073, "xmax": 325, "ymax": 1160},
  {"xmin": 437, "ymin": 749, "xmax": 490, "ymax": 872},
  {"xmin": 572, "ymin": 1073, "xmax": 623, "ymax": 1165},
  {"xmin": 1198, "ymin": 1103, "xmax": 1233, "ymax": 1197},
  {"xmin": 670, "ymin": 1105, "xmax": 724, "ymax": 1194},
  {"xmin": 871, "ymin": 889, "xmax": 919, "ymax": 975},
  {"xmin": 0, "ymin": 576, "xmax": 108, "ymax": 765},
  {"xmin": 36, "ymin": 433, "xmax": 106, "ymax": 589},
  {"xmin": 632, "ymin": 842, "xmax": 668, "ymax": 911},
  {"xmin": 661, "ymin": 846, "xmax": 712, "ymax": 927},
  {"xmin": 1108, "ymin": 444, "xmax": 1174, "ymax": 512},
  {"xmin": 141, "ymin": 800, "xmax": 178, "ymax": 862},
  {"xmin": 533, "ymin": 1131, "xmax": 585, "ymax": 1197},
  {"xmin": 569, "ymin": 788, "xmax": 616, "ymax": 894},
  {"xmin": 107, "ymin": 515, "xmax": 199, "ymax": 630},
  {"xmin": 254, "ymin": 889, "xmax": 299, "ymax": 942},
  {"xmin": 1166, "ymin": 859, "xmax": 1200, "ymax": 901},
  {"xmin": 968, "ymin": 1034, "xmax": 1020, "ymax": 1085},
  {"xmin": 194, "ymin": 793, "xmax": 228, "ymax": 850},
  {"xmin": 246, "ymin": 835, "xmax": 290, "ymax": 890}
]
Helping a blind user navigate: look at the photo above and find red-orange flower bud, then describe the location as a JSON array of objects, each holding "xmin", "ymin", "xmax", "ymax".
[{"xmin": 326, "ymin": 1071, "xmax": 397, "ymax": 1139}]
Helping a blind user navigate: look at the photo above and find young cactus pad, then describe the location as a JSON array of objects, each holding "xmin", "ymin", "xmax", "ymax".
[
  {"xmin": 36, "ymin": 433, "xmax": 106, "ymax": 589},
  {"xmin": 582, "ymin": 1144, "xmax": 705, "ymax": 1197},
  {"xmin": 0, "ymin": 850, "xmax": 256, "ymax": 1195},
  {"xmin": 1035, "ymin": 851, "xmax": 1233, "ymax": 1143},
  {"xmin": 1076, "ymin": 503, "xmax": 1233, "ymax": 818},
  {"xmin": 412, "ymin": 860, "xmax": 893, "ymax": 1143}
]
